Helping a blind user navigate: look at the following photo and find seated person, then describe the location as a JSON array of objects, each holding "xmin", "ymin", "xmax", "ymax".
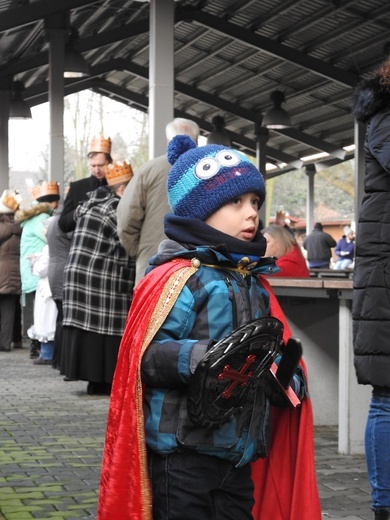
[
  {"xmin": 334, "ymin": 226, "xmax": 354, "ymax": 270},
  {"xmin": 262, "ymin": 224, "xmax": 309, "ymax": 278}
]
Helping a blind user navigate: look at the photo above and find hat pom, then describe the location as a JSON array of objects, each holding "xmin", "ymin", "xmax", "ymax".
[{"xmin": 167, "ymin": 135, "xmax": 197, "ymax": 165}]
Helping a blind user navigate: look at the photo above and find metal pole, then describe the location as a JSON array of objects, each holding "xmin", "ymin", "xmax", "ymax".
[{"xmin": 149, "ymin": 0, "xmax": 175, "ymax": 158}]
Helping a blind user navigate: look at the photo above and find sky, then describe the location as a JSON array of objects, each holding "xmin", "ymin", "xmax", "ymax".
[
  {"xmin": 8, "ymin": 94, "xmax": 147, "ymax": 173},
  {"xmin": 9, "ymin": 104, "xmax": 50, "ymax": 172}
]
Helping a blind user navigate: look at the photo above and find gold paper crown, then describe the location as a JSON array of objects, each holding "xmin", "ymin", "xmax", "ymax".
[
  {"xmin": 89, "ymin": 135, "xmax": 112, "ymax": 155},
  {"xmin": 0, "ymin": 190, "xmax": 21, "ymax": 211},
  {"xmin": 31, "ymin": 181, "xmax": 60, "ymax": 201},
  {"xmin": 105, "ymin": 161, "xmax": 134, "ymax": 186}
]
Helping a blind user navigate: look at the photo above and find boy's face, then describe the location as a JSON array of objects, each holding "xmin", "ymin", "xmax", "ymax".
[{"xmin": 204, "ymin": 192, "xmax": 260, "ymax": 241}]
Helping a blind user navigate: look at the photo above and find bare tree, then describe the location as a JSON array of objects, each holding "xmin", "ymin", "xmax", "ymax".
[
  {"xmin": 64, "ymin": 91, "xmax": 100, "ymax": 181},
  {"xmin": 64, "ymin": 91, "xmax": 149, "ymax": 179}
]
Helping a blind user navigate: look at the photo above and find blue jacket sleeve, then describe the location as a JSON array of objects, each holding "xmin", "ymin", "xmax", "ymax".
[{"xmin": 141, "ymin": 284, "xmax": 210, "ymax": 387}]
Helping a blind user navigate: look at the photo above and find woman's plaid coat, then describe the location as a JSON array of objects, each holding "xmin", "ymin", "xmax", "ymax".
[{"xmin": 63, "ymin": 186, "xmax": 134, "ymax": 336}]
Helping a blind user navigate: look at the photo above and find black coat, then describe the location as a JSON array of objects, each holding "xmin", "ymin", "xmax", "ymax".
[
  {"xmin": 302, "ymin": 229, "xmax": 336, "ymax": 265},
  {"xmin": 58, "ymin": 176, "xmax": 107, "ymax": 233},
  {"xmin": 352, "ymin": 77, "xmax": 390, "ymax": 387}
]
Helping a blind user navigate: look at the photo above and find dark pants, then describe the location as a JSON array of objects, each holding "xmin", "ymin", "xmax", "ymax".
[
  {"xmin": 52, "ymin": 300, "xmax": 63, "ymax": 369},
  {"xmin": 13, "ymin": 298, "xmax": 22, "ymax": 343},
  {"xmin": 22, "ymin": 291, "xmax": 35, "ymax": 338},
  {"xmin": 0, "ymin": 294, "xmax": 18, "ymax": 350},
  {"xmin": 147, "ymin": 449, "xmax": 254, "ymax": 520}
]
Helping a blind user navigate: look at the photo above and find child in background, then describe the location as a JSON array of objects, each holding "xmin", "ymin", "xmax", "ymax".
[
  {"xmin": 98, "ymin": 137, "xmax": 321, "ymax": 520},
  {"xmin": 28, "ymin": 217, "xmax": 57, "ymax": 365}
]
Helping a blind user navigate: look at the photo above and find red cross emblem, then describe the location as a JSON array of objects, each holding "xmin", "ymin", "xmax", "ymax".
[{"xmin": 218, "ymin": 354, "xmax": 257, "ymax": 399}]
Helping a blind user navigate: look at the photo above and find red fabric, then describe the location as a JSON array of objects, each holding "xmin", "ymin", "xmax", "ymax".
[
  {"xmin": 251, "ymin": 276, "xmax": 322, "ymax": 520},
  {"xmin": 273, "ymin": 245, "xmax": 310, "ymax": 278},
  {"xmin": 98, "ymin": 262, "xmax": 321, "ymax": 520},
  {"xmin": 98, "ymin": 261, "xmax": 188, "ymax": 520}
]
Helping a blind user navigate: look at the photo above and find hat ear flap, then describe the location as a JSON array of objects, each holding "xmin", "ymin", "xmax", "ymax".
[{"xmin": 167, "ymin": 135, "xmax": 197, "ymax": 165}]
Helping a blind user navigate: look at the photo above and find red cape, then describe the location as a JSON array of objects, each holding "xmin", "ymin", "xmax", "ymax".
[
  {"xmin": 98, "ymin": 260, "xmax": 321, "ymax": 520},
  {"xmin": 251, "ymin": 276, "xmax": 321, "ymax": 519}
]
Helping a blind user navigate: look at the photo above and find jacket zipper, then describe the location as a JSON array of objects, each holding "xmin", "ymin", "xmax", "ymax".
[{"xmin": 225, "ymin": 276, "xmax": 238, "ymax": 329}]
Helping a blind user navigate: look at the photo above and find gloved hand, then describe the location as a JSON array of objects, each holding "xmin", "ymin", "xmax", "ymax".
[{"xmin": 262, "ymin": 370, "xmax": 290, "ymax": 408}]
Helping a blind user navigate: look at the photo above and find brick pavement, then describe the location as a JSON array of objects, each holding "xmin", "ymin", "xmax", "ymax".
[{"xmin": 0, "ymin": 345, "xmax": 373, "ymax": 520}]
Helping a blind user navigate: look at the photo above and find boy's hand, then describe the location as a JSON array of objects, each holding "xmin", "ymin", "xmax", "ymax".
[{"xmin": 262, "ymin": 370, "xmax": 290, "ymax": 408}]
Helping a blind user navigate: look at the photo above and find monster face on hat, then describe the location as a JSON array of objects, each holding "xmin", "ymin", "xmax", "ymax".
[{"xmin": 167, "ymin": 135, "xmax": 265, "ymax": 221}]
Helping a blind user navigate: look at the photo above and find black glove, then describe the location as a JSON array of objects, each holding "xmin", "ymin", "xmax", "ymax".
[{"xmin": 262, "ymin": 370, "xmax": 290, "ymax": 408}]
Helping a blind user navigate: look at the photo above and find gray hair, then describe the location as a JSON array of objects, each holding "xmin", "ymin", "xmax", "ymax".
[{"xmin": 165, "ymin": 118, "xmax": 200, "ymax": 143}]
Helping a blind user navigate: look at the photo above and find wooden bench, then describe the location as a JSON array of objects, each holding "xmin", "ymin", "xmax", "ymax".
[{"xmin": 267, "ymin": 276, "xmax": 370, "ymax": 455}]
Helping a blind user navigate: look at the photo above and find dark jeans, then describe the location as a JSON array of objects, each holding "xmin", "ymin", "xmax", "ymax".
[
  {"xmin": 52, "ymin": 300, "xmax": 63, "ymax": 369},
  {"xmin": 147, "ymin": 449, "xmax": 254, "ymax": 520},
  {"xmin": 366, "ymin": 388, "xmax": 390, "ymax": 511}
]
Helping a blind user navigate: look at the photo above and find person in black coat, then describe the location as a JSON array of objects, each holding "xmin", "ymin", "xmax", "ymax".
[
  {"xmin": 302, "ymin": 222, "xmax": 336, "ymax": 269},
  {"xmin": 59, "ymin": 135, "xmax": 112, "ymax": 233},
  {"xmin": 352, "ymin": 56, "xmax": 390, "ymax": 520}
]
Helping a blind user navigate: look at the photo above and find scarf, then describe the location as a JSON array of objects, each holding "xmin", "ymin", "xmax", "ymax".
[{"xmin": 164, "ymin": 213, "xmax": 267, "ymax": 260}]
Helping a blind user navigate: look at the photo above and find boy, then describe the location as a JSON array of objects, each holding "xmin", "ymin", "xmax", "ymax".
[{"xmin": 98, "ymin": 136, "xmax": 321, "ymax": 520}]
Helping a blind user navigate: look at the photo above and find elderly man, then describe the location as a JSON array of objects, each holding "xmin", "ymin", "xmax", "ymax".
[{"xmin": 117, "ymin": 118, "xmax": 200, "ymax": 285}]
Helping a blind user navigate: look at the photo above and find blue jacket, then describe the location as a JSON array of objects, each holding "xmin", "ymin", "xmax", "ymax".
[
  {"xmin": 335, "ymin": 235, "xmax": 354, "ymax": 261},
  {"xmin": 141, "ymin": 239, "xmax": 281, "ymax": 467}
]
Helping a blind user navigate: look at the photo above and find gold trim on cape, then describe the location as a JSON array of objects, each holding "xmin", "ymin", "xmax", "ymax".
[{"xmin": 135, "ymin": 264, "xmax": 198, "ymax": 519}]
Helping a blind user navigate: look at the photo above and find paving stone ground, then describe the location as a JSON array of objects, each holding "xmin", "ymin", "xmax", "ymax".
[{"xmin": 0, "ymin": 344, "xmax": 373, "ymax": 520}]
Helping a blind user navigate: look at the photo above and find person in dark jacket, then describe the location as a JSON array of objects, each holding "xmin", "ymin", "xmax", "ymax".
[
  {"xmin": 0, "ymin": 190, "xmax": 22, "ymax": 352},
  {"xmin": 97, "ymin": 137, "xmax": 321, "ymax": 520},
  {"xmin": 352, "ymin": 56, "xmax": 390, "ymax": 520},
  {"xmin": 58, "ymin": 135, "xmax": 112, "ymax": 233},
  {"xmin": 302, "ymin": 222, "xmax": 336, "ymax": 268}
]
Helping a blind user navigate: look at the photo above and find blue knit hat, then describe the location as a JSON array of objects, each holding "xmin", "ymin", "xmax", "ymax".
[{"xmin": 167, "ymin": 135, "xmax": 265, "ymax": 221}]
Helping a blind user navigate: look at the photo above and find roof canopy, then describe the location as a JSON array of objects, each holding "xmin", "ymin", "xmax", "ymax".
[{"xmin": 1, "ymin": 0, "xmax": 388, "ymax": 174}]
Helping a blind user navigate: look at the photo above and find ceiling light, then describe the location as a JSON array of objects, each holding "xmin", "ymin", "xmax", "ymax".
[
  {"xmin": 300, "ymin": 151, "xmax": 330, "ymax": 162},
  {"xmin": 207, "ymin": 115, "xmax": 232, "ymax": 146},
  {"xmin": 262, "ymin": 90, "xmax": 291, "ymax": 129},
  {"xmin": 9, "ymin": 81, "xmax": 32, "ymax": 119},
  {"xmin": 64, "ymin": 28, "xmax": 90, "ymax": 78}
]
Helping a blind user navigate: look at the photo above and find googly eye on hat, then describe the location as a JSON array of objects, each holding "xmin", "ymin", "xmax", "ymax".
[{"xmin": 167, "ymin": 135, "xmax": 265, "ymax": 221}]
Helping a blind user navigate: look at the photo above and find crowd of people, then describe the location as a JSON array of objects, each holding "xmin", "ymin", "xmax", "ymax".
[
  {"xmin": 2, "ymin": 123, "xmax": 354, "ymax": 366},
  {"xmin": 2, "ymin": 96, "xmax": 385, "ymax": 519},
  {"xmin": 1, "ymin": 137, "xmax": 137, "ymax": 397}
]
